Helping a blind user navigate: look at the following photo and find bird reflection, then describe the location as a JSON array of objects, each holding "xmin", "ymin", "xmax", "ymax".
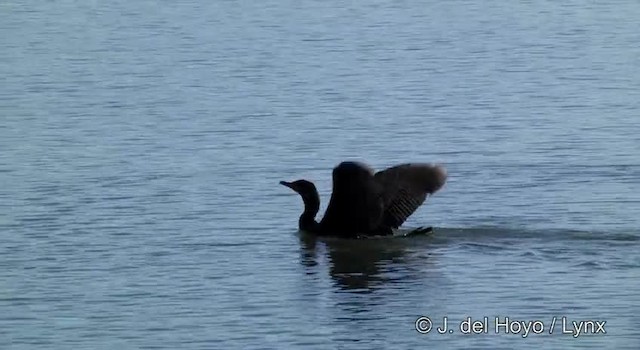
[{"xmin": 299, "ymin": 232, "xmax": 419, "ymax": 292}]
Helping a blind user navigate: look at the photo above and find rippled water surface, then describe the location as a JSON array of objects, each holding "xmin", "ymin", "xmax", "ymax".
[{"xmin": 2, "ymin": 0, "xmax": 639, "ymax": 349}]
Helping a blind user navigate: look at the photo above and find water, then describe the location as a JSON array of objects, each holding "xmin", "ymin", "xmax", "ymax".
[{"xmin": 1, "ymin": 0, "xmax": 639, "ymax": 348}]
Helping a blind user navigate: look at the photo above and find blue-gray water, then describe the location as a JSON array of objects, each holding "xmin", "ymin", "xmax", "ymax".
[{"xmin": 2, "ymin": 0, "xmax": 639, "ymax": 349}]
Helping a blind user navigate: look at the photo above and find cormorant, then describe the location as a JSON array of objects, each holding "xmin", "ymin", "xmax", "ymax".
[{"xmin": 280, "ymin": 161, "xmax": 447, "ymax": 238}]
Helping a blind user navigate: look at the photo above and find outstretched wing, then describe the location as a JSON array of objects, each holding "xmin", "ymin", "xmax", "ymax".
[
  {"xmin": 320, "ymin": 162, "xmax": 384, "ymax": 236},
  {"xmin": 374, "ymin": 163, "xmax": 447, "ymax": 228}
]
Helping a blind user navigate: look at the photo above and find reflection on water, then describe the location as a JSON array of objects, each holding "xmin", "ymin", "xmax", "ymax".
[{"xmin": 299, "ymin": 232, "xmax": 430, "ymax": 292}]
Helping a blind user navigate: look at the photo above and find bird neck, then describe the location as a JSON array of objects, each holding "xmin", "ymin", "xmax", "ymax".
[{"xmin": 299, "ymin": 190, "xmax": 320, "ymax": 232}]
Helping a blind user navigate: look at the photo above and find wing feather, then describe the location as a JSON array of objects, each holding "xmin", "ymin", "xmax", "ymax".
[{"xmin": 374, "ymin": 163, "xmax": 447, "ymax": 228}]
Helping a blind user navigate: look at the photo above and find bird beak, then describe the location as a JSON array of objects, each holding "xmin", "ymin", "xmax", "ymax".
[{"xmin": 280, "ymin": 181, "xmax": 294, "ymax": 189}]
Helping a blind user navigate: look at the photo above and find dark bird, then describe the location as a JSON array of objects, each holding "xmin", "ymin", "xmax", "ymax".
[{"xmin": 280, "ymin": 161, "xmax": 447, "ymax": 238}]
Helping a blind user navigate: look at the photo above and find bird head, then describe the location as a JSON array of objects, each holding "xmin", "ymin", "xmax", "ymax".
[{"xmin": 280, "ymin": 179, "xmax": 317, "ymax": 200}]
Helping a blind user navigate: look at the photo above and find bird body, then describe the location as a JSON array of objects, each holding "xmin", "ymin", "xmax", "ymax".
[{"xmin": 281, "ymin": 161, "xmax": 447, "ymax": 238}]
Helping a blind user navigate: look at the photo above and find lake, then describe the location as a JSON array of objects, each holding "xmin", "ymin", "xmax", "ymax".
[{"xmin": 1, "ymin": 0, "xmax": 639, "ymax": 348}]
